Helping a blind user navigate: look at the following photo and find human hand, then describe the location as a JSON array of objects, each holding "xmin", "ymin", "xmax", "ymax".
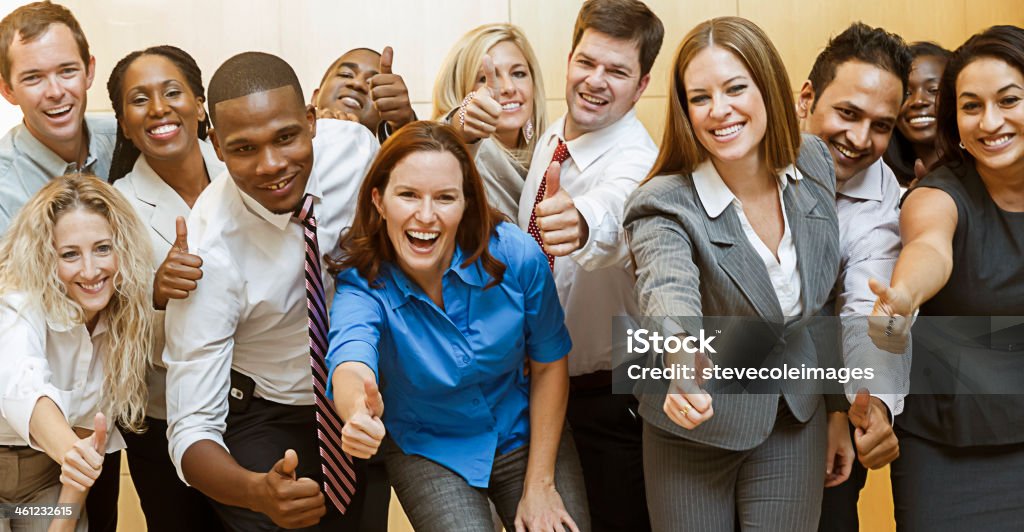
[
  {"xmin": 457, "ymin": 54, "xmax": 502, "ymax": 144},
  {"xmin": 848, "ymin": 389, "xmax": 899, "ymax": 469},
  {"xmin": 153, "ymin": 216, "xmax": 203, "ymax": 310},
  {"xmin": 252, "ymin": 449, "xmax": 327, "ymax": 529},
  {"xmin": 59, "ymin": 413, "xmax": 106, "ymax": 491},
  {"xmin": 316, "ymin": 106, "xmax": 360, "ymax": 122},
  {"xmin": 824, "ymin": 411, "xmax": 854, "ymax": 487},
  {"xmin": 867, "ymin": 278, "xmax": 912, "ymax": 353},
  {"xmin": 663, "ymin": 351, "xmax": 714, "ymax": 430},
  {"xmin": 534, "ymin": 162, "xmax": 587, "ymax": 257},
  {"xmin": 370, "ymin": 46, "xmax": 414, "ymax": 129},
  {"xmin": 514, "ymin": 482, "xmax": 580, "ymax": 532},
  {"xmin": 339, "ymin": 379, "xmax": 386, "ymax": 459}
]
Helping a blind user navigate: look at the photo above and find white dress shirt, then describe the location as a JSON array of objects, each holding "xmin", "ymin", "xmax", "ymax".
[
  {"xmin": 692, "ymin": 159, "xmax": 804, "ymax": 318},
  {"xmin": 517, "ymin": 109, "xmax": 657, "ymax": 376},
  {"xmin": 835, "ymin": 159, "xmax": 908, "ymax": 417},
  {"xmin": 163, "ymin": 119, "xmax": 377, "ymax": 479},
  {"xmin": 113, "ymin": 140, "xmax": 225, "ymax": 420},
  {"xmin": 0, "ymin": 293, "xmax": 126, "ymax": 452}
]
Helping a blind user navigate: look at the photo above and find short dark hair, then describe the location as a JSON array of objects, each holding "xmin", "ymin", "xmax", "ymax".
[
  {"xmin": 207, "ymin": 52, "xmax": 304, "ymax": 126},
  {"xmin": 570, "ymin": 0, "xmax": 664, "ymax": 78},
  {"xmin": 936, "ymin": 25, "xmax": 1024, "ymax": 167},
  {"xmin": 806, "ymin": 22, "xmax": 912, "ymax": 112},
  {"xmin": 910, "ymin": 41, "xmax": 952, "ymax": 62},
  {"xmin": 0, "ymin": 1, "xmax": 89, "ymax": 84},
  {"xmin": 107, "ymin": 45, "xmax": 210, "ymax": 182},
  {"xmin": 317, "ymin": 47, "xmax": 380, "ymax": 88}
]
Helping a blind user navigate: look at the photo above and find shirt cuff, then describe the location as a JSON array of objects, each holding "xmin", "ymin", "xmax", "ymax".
[
  {"xmin": 844, "ymin": 390, "xmax": 897, "ymax": 425},
  {"xmin": 326, "ymin": 340, "xmax": 379, "ymax": 400},
  {"xmin": 170, "ymin": 429, "xmax": 230, "ymax": 486},
  {"xmin": 568, "ymin": 195, "xmax": 620, "ymax": 270}
]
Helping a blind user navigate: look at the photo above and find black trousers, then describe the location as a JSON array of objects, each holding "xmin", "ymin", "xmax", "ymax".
[
  {"xmin": 566, "ymin": 381, "xmax": 651, "ymax": 532},
  {"xmin": 818, "ymin": 424, "xmax": 868, "ymax": 532},
  {"xmin": 211, "ymin": 397, "xmax": 389, "ymax": 532},
  {"xmin": 85, "ymin": 450, "xmax": 120, "ymax": 532},
  {"xmin": 120, "ymin": 417, "xmax": 224, "ymax": 532}
]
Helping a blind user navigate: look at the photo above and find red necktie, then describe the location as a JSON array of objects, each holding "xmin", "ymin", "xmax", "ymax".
[
  {"xmin": 527, "ymin": 139, "xmax": 571, "ymax": 270},
  {"xmin": 296, "ymin": 194, "xmax": 357, "ymax": 513}
]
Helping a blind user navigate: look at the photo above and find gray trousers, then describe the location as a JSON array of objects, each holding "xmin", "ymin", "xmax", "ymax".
[
  {"xmin": 643, "ymin": 400, "xmax": 826, "ymax": 532},
  {"xmin": 383, "ymin": 427, "xmax": 591, "ymax": 532}
]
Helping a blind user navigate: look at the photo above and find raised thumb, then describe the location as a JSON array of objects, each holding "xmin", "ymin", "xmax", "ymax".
[
  {"xmin": 92, "ymin": 412, "xmax": 107, "ymax": 454},
  {"xmin": 379, "ymin": 46, "xmax": 394, "ymax": 75},
  {"xmin": 273, "ymin": 449, "xmax": 299, "ymax": 479},
  {"xmin": 849, "ymin": 389, "xmax": 872, "ymax": 430},
  {"xmin": 544, "ymin": 161, "xmax": 561, "ymax": 199},
  {"xmin": 174, "ymin": 216, "xmax": 189, "ymax": 253},
  {"xmin": 364, "ymin": 378, "xmax": 384, "ymax": 417}
]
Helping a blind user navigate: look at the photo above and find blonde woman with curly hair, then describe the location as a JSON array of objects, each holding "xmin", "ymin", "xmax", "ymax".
[
  {"xmin": 0, "ymin": 175, "xmax": 152, "ymax": 531},
  {"xmin": 433, "ymin": 23, "xmax": 546, "ymax": 219}
]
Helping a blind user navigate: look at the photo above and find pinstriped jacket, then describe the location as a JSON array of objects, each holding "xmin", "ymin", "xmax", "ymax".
[{"xmin": 624, "ymin": 134, "xmax": 844, "ymax": 450}]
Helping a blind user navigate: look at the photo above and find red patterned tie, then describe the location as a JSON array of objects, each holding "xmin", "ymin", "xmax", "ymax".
[
  {"xmin": 296, "ymin": 194, "xmax": 357, "ymax": 514},
  {"xmin": 527, "ymin": 139, "xmax": 571, "ymax": 270}
]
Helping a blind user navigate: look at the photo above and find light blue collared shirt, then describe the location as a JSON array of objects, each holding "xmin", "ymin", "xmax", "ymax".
[
  {"xmin": 326, "ymin": 222, "xmax": 572, "ymax": 487},
  {"xmin": 0, "ymin": 116, "xmax": 116, "ymax": 234}
]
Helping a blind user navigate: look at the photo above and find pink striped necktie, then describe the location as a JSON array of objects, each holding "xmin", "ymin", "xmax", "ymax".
[
  {"xmin": 527, "ymin": 139, "xmax": 571, "ymax": 270},
  {"xmin": 296, "ymin": 194, "xmax": 357, "ymax": 514}
]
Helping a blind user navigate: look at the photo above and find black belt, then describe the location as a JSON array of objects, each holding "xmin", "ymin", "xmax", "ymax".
[{"xmin": 1, "ymin": 444, "xmax": 31, "ymax": 450}]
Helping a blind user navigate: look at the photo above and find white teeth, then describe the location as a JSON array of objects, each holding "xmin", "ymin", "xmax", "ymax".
[
  {"xmin": 580, "ymin": 93, "xmax": 606, "ymax": 105},
  {"xmin": 44, "ymin": 105, "xmax": 71, "ymax": 116},
  {"xmin": 341, "ymin": 96, "xmax": 361, "ymax": 109},
  {"xmin": 407, "ymin": 230, "xmax": 438, "ymax": 241},
  {"xmin": 265, "ymin": 178, "xmax": 290, "ymax": 191},
  {"xmin": 80, "ymin": 280, "xmax": 104, "ymax": 291},
  {"xmin": 834, "ymin": 143, "xmax": 861, "ymax": 159},
  {"xmin": 982, "ymin": 134, "xmax": 1012, "ymax": 147},
  {"xmin": 909, "ymin": 116, "xmax": 935, "ymax": 125},
  {"xmin": 149, "ymin": 124, "xmax": 179, "ymax": 135},
  {"xmin": 713, "ymin": 124, "xmax": 743, "ymax": 136},
  {"xmin": 501, "ymin": 102, "xmax": 521, "ymax": 111}
]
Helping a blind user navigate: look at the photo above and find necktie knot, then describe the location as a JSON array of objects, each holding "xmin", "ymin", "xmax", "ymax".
[
  {"xmin": 552, "ymin": 139, "xmax": 571, "ymax": 165},
  {"xmin": 295, "ymin": 194, "xmax": 317, "ymax": 228}
]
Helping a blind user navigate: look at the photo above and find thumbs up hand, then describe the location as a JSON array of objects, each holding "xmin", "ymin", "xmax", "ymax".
[
  {"xmin": 533, "ymin": 161, "xmax": 588, "ymax": 256},
  {"xmin": 253, "ymin": 449, "xmax": 326, "ymax": 529},
  {"xmin": 867, "ymin": 278, "xmax": 912, "ymax": 353},
  {"xmin": 457, "ymin": 54, "xmax": 503, "ymax": 144},
  {"xmin": 369, "ymin": 46, "xmax": 414, "ymax": 130},
  {"xmin": 847, "ymin": 389, "xmax": 899, "ymax": 469},
  {"xmin": 58, "ymin": 413, "xmax": 107, "ymax": 492},
  {"xmin": 340, "ymin": 378, "xmax": 386, "ymax": 459},
  {"xmin": 153, "ymin": 216, "xmax": 204, "ymax": 310}
]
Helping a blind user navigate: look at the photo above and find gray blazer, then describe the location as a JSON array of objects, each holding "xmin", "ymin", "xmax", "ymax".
[{"xmin": 624, "ymin": 134, "xmax": 844, "ymax": 450}]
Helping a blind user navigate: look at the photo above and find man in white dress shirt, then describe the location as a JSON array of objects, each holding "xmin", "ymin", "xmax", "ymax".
[
  {"xmin": 797, "ymin": 22, "xmax": 913, "ymax": 532},
  {"xmin": 162, "ymin": 52, "xmax": 378, "ymax": 531},
  {"xmin": 516, "ymin": 1, "xmax": 662, "ymax": 530}
]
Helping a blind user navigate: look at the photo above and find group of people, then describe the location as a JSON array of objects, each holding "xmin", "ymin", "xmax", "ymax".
[{"xmin": 0, "ymin": 1, "xmax": 1021, "ymax": 531}]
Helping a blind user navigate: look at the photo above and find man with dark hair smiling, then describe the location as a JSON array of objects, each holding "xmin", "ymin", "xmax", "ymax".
[
  {"xmin": 797, "ymin": 22, "xmax": 912, "ymax": 532},
  {"xmin": 163, "ymin": 51, "xmax": 379, "ymax": 531},
  {"xmin": 0, "ymin": 1, "xmax": 116, "ymax": 234},
  {"xmin": 516, "ymin": 0, "xmax": 663, "ymax": 529},
  {"xmin": 311, "ymin": 46, "xmax": 415, "ymax": 143}
]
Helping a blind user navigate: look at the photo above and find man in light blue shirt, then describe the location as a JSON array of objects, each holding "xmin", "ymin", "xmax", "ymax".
[{"xmin": 0, "ymin": 2, "xmax": 116, "ymax": 234}]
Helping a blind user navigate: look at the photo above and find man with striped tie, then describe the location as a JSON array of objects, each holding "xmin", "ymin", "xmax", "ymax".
[{"xmin": 162, "ymin": 52, "xmax": 380, "ymax": 531}]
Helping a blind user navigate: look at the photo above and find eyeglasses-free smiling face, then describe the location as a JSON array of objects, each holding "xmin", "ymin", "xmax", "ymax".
[
  {"xmin": 473, "ymin": 40, "xmax": 534, "ymax": 149},
  {"xmin": 683, "ymin": 45, "xmax": 768, "ymax": 171},
  {"xmin": 211, "ymin": 85, "xmax": 316, "ymax": 215},
  {"xmin": 898, "ymin": 55, "xmax": 945, "ymax": 146},
  {"xmin": 0, "ymin": 23, "xmax": 95, "ymax": 161},
  {"xmin": 564, "ymin": 29, "xmax": 649, "ymax": 141},
  {"xmin": 119, "ymin": 54, "xmax": 205, "ymax": 163},
  {"xmin": 54, "ymin": 208, "xmax": 118, "ymax": 328},
  {"xmin": 372, "ymin": 150, "xmax": 466, "ymax": 291},
  {"xmin": 314, "ymin": 48, "xmax": 381, "ymax": 130},
  {"xmin": 955, "ymin": 57, "xmax": 1024, "ymax": 181}
]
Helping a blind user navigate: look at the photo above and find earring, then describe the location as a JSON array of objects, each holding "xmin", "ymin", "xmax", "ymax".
[
  {"xmin": 523, "ymin": 118, "xmax": 534, "ymax": 143},
  {"xmin": 959, "ymin": 141, "xmax": 966, "ymax": 150}
]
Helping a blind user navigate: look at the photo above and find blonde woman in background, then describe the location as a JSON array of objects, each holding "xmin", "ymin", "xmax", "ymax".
[
  {"xmin": 0, "ymin": 175, "xmax": 153, "ymax": 531},
  {"xmin": 433, "ymin": 23, "xmax": 547, "ymax": 219}
]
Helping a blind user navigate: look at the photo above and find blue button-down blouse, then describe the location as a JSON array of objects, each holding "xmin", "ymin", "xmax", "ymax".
[{"xmin": 325, "ymin": 222, "xmax": 572, "ymax": 487}]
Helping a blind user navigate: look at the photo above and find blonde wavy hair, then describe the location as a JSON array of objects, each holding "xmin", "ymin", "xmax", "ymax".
[
  {"xmin": 0, "ymin": 175, "xmax": 153, "ymax": 432},
  {"xmin": 432, "ymin": 23, "xmax": 546, "ymax": 162}
]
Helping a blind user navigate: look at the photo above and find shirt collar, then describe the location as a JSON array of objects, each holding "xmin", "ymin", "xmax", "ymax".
[
  {"xmin": 693, "ymin": 159, "xmax": 802, "ymax": 218},
  {"xmin": 237, "ymin": 169, "xmax": 324, "ymax": 231},
  {"xmin": 385, "ymin": 244, "xmax": 486, "ymax": 309},
  {"xmin": 544, "ymin": 108, "xmax": 641, "ymax": 172},
  {"xmin": 46, "ymin": 309, "xmax": 109, "ymax": 337},
  {"xmin": 837, "ymin": 158, "xmax": 886, "ymax": 202},
  {"xmin": 13, "ymin": 120, "xmax": 98, "ymax": 177},
  {"xmin": 128, "ymin": 140, "xmax": 224, "ymax": 207}
]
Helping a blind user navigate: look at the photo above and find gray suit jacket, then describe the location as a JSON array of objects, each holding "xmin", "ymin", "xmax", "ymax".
[{"xmin": 624, "ymin": 134, "xmax": 843, "ymax": 450}]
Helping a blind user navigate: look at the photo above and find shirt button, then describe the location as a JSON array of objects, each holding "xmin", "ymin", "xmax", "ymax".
[{"xmin": 462, "ymin": 355, "xmax": 471, "ymax": 364}]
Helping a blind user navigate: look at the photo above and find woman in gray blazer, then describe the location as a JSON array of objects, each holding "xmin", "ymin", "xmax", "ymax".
[{"xmin": 624, "ymin": 17, "xmax": 850, "ymax": 531}]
